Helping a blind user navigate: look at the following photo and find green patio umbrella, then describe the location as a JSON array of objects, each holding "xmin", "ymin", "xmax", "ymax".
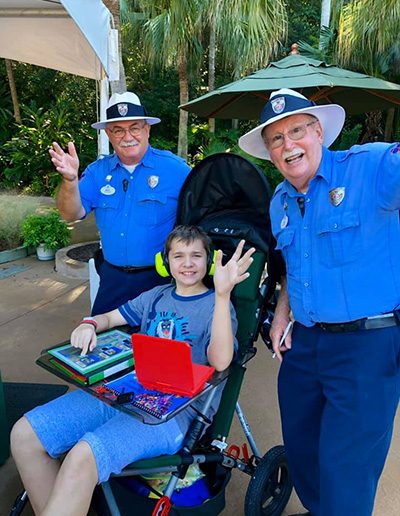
[{"xmin": 180, "ymin": 54, "xmax": 400, "ymax": 119}]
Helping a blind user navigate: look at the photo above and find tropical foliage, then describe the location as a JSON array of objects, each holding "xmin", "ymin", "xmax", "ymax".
[{"xmin": 1, "ymin": 0, "xmax": 399, "ymax": 197}]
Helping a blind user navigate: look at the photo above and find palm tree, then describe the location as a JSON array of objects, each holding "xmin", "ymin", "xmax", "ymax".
[
  {"xmin": 335, "ymin": 0, "xmax": 400, "ymax": 140},
  {"xmin": 319, "ymin": 0, "xmax": 331, "ymax": 48},
  {"xmin": 204, "ymin": 0, "xmax": 287, "ymax": 132},
  {"xmin": 129, "ymin": 0, "xmax": 202, "ymax": 160},
  {"xmin": 336, "ymin": 0, "xmax": 400, "ymax": 77},
  {"xmin": 104, "ymin": 0, "xmax": 127, "ymax": 93},
  {"xmin": 299, "ymin": 1, "xmax": 400, "ymax": 141},
  {"xmin": 124, "ymin": 0, "xmax": 287, "ymax": 156},
  {"xmin": 215, "ymin": 0, "xmax": 287, "ymax": 77},
  {"xmin": 4, "ymin": 59, "xmax": 21, "ymax": 124}
]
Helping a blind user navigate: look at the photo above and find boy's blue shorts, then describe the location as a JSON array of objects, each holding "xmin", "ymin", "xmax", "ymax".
[{"xmin": 25, "ymin": 389, "xmax": 185, "ymax": 483}]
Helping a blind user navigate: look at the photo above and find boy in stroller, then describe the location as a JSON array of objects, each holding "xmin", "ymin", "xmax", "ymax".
[{"xmin": 10, "ymin": 225, "xmax": 254, "ymax": 516}]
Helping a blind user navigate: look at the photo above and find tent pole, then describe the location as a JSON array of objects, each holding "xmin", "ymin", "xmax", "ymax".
[{"xmin": 99, "ymin": 77, "xmax": 110, "ymax": 157}]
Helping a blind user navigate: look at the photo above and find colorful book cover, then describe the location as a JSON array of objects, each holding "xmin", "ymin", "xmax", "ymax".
[
  {"xmin": 93, "ymin": 371, "xmax": 190, "ymax": 419},
  {"xmin": 50, "ymin": 356, "xmax": 134, "ymax": 385},
  {"xmin": 48, "ymin": 330, "xmax": 132, "ymax": 374}
]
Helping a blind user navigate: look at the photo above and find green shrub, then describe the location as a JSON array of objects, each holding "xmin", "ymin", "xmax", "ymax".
[
  {"xmin": 1, "ymin": 101, "xmax": 96, "ymax": 195},
  {"xmin": 21, "ymin": 209, "xmax": 71, "ymax": 250},
  {"xmin": 0, "ymin": 194, "xmax": 49, "ymax": 251}
]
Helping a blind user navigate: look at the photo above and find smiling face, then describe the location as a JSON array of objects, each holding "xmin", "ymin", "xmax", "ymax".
[
  {"xmin": 263, "ymin": 114, "xmax": 323, "ymax": 192},
  {"xmin": 168, "ymin": 237, "xmax": 208, "ymax": 296},
  {"xmin": 106, "ymin": 119, "xmax": 150, "ymax": 165}
]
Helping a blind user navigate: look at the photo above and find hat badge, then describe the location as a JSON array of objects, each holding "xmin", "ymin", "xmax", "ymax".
[
  {"xmin": 117, "ymin": 103, "xmax": 128, "ymax": 117},
  {"xmin": 271, "ymin": 97, "xmax": 285, "ymax": 114},
  {"xmin": 148, "ymin": 175, "xmax": 159, "ymax": 188},
  {"xmin": 329, "ymin": 187, "xmax": 345, "ymax": 207}
]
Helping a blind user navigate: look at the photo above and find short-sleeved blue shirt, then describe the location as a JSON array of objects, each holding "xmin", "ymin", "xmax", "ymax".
[
  {"xmin": 270, "ymin": 143, "xmax": 400, "ymax": 326},
  {"xmin": 78, "ymin": 146, "xmax": 190, "ymax": 266},
  {"xmin": 119, "ymin": 284, "xmax": 238, "ymax": 431}
]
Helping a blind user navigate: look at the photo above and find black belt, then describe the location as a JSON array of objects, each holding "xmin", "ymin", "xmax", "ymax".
[
  {"xmin": 105, "ymin": 260, "xmax": 155, "ymax": 273},
  {"xmin": 316, "ymin": 311, "xmax": 400, "ymax": 332}
]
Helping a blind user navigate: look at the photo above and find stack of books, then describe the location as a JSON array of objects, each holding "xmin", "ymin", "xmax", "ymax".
[{"xmin": 47, "ymin": 329, "xmax": 134, "ymax": 385}]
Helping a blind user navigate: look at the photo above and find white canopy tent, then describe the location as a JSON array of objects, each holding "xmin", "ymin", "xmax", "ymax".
[{"xmin": 0, "ymin": 0, "xmax": 120, "ymax": 154}]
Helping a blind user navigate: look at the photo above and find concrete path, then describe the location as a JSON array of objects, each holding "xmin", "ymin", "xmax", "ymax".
[{"xmin": 0, "ymin": 253, "xmax": 398, "ymax": 515}]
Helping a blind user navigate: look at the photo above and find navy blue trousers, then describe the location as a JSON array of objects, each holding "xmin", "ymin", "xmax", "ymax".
[
  {"xmin": 91, "ymin": 260, "xmax": 170, "ymax": 316},
  {"xmin": 278, "ymin": 323, "xmax": 400, "ymax": 516}
]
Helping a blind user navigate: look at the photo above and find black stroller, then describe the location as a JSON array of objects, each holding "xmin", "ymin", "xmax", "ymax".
[
  {"xmin": 93, "ymin": 152, "xmax": 292, "ymax": 516},
  {"xmin": 11, "ymin": 153, "xmax": 292, "ymax": 516}
]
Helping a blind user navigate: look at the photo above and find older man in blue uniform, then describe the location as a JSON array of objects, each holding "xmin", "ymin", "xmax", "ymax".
[
  {"xmin": 50, "ymin": 92, "xmax": 190, "ymax": 315},
  {"xmin": 239, "ymin": 89, "xmax": 400, "ymax": 516}
]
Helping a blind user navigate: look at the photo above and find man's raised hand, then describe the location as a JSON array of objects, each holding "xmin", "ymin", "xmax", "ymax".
[{"xmin": 49, "ymin": 142, "xmax": 79, "ymax": 182}]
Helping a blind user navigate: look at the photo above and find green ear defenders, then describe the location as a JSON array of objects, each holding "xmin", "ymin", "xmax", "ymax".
[{"xmin": 155, "ymin": 249, "xmax": 217, "ymax": 278}]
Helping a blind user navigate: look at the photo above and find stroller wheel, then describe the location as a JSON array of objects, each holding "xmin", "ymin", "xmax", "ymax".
[{"xmin": 244, "ymin": 445, "xmax": 292, "ymax": 516}]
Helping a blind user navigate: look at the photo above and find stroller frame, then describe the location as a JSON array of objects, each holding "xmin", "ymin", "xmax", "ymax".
[
  {"xmin": 92, "ymin": 248, "xmax": 292, "ymax": 515},
  {"xmin": 10, "ymin": 153, "xmax": 292, "ymax": 516}
]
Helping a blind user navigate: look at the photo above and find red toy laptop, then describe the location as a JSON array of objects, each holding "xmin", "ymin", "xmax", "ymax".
[{"xmin": 131, "ymin": 334, "xmax": 215, "ymax": 397}]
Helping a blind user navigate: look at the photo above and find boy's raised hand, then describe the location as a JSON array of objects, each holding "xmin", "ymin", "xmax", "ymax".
[
  {"xmin": 49, "ymin": 141, "xmax": 79, "ymax": 182},
  {"xmin": 213, "ymin": 240, "xmax": 255, "ymax": 296}
]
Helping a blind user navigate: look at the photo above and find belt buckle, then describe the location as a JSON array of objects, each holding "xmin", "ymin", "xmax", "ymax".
[{"xmin": 347, "ymin": 320, "xmax": 363, "ymax": 332}]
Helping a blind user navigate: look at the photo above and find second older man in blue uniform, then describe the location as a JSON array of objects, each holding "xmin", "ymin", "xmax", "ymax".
[
  {"xmin": 240, "ymin": 89, "xmax": 400, "ymax": 516},
  {"xmin": 50, "ymin": 92, "xmax": 190, "ymax": 315}
]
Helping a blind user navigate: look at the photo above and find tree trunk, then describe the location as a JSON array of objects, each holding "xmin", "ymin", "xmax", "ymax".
[
  {"xmin": 104, "ymin": 0, "xmax": 127, "ymax": 93},
  {"xmin": 319, "ymin": 0, "xmax": 331, "ymax": 49},
  {"xmin": 177, "ymin": 51, "xmax": 189, "ymax": 160},
  {"xmin": 361, "ymin": 111, "xmax": 383, "ymax": 143},
  {"xmin": 208, "ymin": 12, "xmax": 217, "ymax": 134},
  {"xmin": 231, "ymin": 69, "xmax": 240, "ymax": 130},
  {"xmin": 5, "ymin": 59, "xmax": 21, "ymax": 124},
  {"xmin": 384, "ymin": 108, "xmax": 395, "ymax": 142}
]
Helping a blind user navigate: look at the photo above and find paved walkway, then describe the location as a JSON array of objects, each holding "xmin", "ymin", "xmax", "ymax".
[{"xmin": 0, "ymin": 216, "xmax": 399, "ymax": 515}]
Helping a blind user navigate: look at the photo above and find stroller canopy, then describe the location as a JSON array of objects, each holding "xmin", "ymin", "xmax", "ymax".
[{"xmin": 176, "ymin": 153, "xmax": 272, "ymax": 255}]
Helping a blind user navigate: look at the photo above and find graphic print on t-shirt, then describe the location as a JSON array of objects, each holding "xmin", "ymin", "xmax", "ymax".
[{"xmin": 147, "ymin": 311, "xmax": 192, "ymax": 343}]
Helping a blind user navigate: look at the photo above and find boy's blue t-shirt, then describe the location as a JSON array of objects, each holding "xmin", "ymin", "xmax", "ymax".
[{"xmin": 119, "ymin": 284, "xmax": 238, "ymax": 430}]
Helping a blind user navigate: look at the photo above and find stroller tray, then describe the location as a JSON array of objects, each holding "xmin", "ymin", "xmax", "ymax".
[{"xmin": 36, "ymin": 342, "xmax": 227, "ymax": 425}]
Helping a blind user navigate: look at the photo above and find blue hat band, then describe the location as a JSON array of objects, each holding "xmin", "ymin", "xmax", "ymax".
[
  {"xmin": 260, "ymin": 94, "xmax": 316, "ymax": 124},
  {"xmin": 106, "ymin": 102, "xmax": 147, "ymax": 120}
]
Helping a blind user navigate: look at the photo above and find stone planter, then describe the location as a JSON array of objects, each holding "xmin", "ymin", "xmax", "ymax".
[
  {"xmin": 55, "ymin": 241, "xmax": 99, "ymax": 279},
  {"xmin": 36, "ymin": 244, "xmax": 56, "ymax": 261},
  {"xmin": 0, "ymin": 245, "xmax": 27, "ymax": 264}
]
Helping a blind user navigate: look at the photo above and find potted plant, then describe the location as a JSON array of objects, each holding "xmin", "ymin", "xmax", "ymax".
[{"xmin": 21, "ymin": 209, "xmax": 71, "ymax": 260}]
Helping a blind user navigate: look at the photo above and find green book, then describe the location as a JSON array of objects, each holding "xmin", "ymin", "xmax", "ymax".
[{"xmin": 50, "ymin": 356, "xmax": 134, "ymax": 385}]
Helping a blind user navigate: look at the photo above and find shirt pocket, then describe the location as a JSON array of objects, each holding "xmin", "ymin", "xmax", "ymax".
[
  {"xmin": 316, "ymin": 210, "xmax": 361, "ymax": 266},
  {"xmin": 134, "ymin": 190, "xmax": 174, "ymax": 226},
  {"xmin": 95, "ymin": 194, "xmax": 121, "ymax": 230},
  {"xmin": 275, "ymin": 227, "xmax": 296, "ymax": 272}
]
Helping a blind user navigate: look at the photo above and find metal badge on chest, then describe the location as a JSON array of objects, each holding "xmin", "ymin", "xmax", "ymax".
[{"xmin": 100, "ymin": 175, "xmax": 115, "ymax": 195}]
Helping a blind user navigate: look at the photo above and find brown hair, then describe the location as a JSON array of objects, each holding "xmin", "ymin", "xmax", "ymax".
[{"xmin": 164, "ymin": 225, "xmax": 211, "ymax": 257}]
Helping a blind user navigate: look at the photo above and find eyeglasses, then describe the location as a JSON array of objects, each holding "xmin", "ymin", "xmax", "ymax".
[
  {"xmin": 108, "ymin": 123, "xmax": 146, "ymax": 138},
  {"xmin": 264, "ymin": 120, "xmax": 318, "ymax": 150}
]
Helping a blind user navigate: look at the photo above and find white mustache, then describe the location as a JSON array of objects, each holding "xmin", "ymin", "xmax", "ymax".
[
  {"xmin": 283, "ymin": 148, "xmax": 304, "ymax": 160},
  {"xmin": 120, "ymin": 140, "xmax": 138, "ymax": 148}
]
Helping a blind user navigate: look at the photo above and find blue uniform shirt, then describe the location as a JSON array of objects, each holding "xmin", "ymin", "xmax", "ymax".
[
  {"xmin": 78, "ymin": 146, "xmax": 190, "ymax": 266},
  {"xmin": 270, "ymin": 143, "xmax": 400, "ymax": 326}
]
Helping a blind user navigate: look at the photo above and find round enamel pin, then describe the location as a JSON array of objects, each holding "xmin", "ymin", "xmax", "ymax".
[
  {"xmin": 280, "ymin": 214, "xmax": 289, "ymax": 229},
  {"xmin": 100, "ymin": 184, "xmax": 116, "ymax": 195}
]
